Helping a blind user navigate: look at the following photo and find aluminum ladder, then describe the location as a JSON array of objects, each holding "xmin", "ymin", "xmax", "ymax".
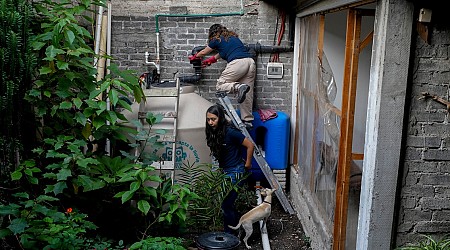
[
  {"xmin": 216, "ymin": 92, "xmax": 295, "ymax": 214},
  {"xmin": 137, "ymin": 78, "xmax": 181, "ymax": 184}
]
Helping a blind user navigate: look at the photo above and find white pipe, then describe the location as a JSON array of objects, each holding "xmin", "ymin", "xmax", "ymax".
[
  {"xmin": 105, "ymin": 1, "xmax": 112, "ymax": 155},
  {"xmin": 155, "ymin": 32, "xmax": 160, "ymax": 74},
  {"xmin": 256, "ymin": 181, "xmax": 271, "ymax": 250},
  {"xmin": 94, "ymin": 5, "xmax": 104, "ymax": 67}
]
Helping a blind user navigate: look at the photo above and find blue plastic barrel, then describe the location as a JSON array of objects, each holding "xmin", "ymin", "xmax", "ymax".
[{"xmin": 238, "ymin": 111, "xmax": 290, "ymax": 181}]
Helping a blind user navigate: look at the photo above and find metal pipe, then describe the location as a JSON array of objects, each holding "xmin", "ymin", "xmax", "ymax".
[
  {"xmin": 151, "ymin": 0, "xmax": 245, "ymax": 76},
  {"xmin": 105, "ymin": 1, "xmax": 112, "ymax": 155},
  {"xmin": 245, "ymin": 43, "xmax": 294, "ymax": 54},
  {"xmin": 94, "ymin": 6, "xmax": 104, "ymax": 67},
  {"xmin": 178, "ymin": 74, "xmax": 202, "ymax": 84},
  {"xmin": 256, "ymin": 181, "xmax": 271, "ymax": 250}
]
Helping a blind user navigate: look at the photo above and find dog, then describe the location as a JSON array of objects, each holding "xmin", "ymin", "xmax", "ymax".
[{"xmin": 228, "ymin": 188, "xmax": 276, "ymax": 249}]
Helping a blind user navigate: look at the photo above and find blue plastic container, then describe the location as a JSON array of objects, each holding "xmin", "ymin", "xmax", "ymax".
[{"xmin": 238, "ymin": 110, "xmax": 290, "ymax": 181}]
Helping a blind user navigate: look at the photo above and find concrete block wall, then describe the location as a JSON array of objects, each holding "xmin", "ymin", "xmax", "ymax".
[
  {"xmin": 109, "ymin": 0, "xmax": 294, "ymax": 114},
  {"xmin": 397, "ymin": 6, "xmax": 450, "ymax": 246}
]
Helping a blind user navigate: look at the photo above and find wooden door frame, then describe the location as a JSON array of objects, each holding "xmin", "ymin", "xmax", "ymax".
[{"xmin": 330, "ymin": 8, "xmax": 374, "ymax": 250}]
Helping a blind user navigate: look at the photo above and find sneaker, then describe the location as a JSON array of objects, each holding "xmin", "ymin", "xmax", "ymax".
[
  {"xmin": 236, "ymin": 84, "xmax": 250, "ymax": 103},
  {"xmin": 243, "ymin": 121, "xmax": 253, "ymax": 129}
]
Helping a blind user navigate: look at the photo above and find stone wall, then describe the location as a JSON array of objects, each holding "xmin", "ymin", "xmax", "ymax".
[
  {"xmin": 109, "ymin": 0, "xmax": 294, "ymax": 114},
  {"xmin": 397, "ymin": 5, "xmax": 450, "ymax": 246}
]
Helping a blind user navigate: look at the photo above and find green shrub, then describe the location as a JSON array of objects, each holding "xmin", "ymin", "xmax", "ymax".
[
  {"xmin": 397, "ymin": 234, "xmax": 450, "ymax": 250},
  {"xmin": 0, "ymin": 0, "xmax": 196, "ymax": 249}
]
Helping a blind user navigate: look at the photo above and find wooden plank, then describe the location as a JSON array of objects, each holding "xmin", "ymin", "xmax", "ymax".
[
  {"xmin": 333, "ymin": 8, "xmax": 362, "ymax": 250},
  {"xmin": 352, "ymin": 153, "xmax": 364, "ymax": 161}
]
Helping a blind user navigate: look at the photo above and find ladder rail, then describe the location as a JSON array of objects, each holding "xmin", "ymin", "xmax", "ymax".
[
  {"xmin": 216, "ymin": 92, "xmax": 295, "ymax": 214},
  {"xmin": 137, "ymin": 78, "xmax": 181, "ymax": 185}
]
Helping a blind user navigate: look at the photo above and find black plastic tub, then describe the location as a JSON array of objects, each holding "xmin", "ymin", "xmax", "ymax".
[{"xmin": 195, "ymin": 232, "xmax": 240, "ymax": 250}]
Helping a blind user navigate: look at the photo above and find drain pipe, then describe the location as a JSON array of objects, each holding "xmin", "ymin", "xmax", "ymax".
[
  {"xmin": 256, "ymin": 181, "xmax": 271, "ymax": 250},
  {"xmin": 105, "ymin": 1, "xmax": 112, "ymax": 155},
  {"xmin": 94, "ymin": 5, "xmax": 104, "ymax": 67}
]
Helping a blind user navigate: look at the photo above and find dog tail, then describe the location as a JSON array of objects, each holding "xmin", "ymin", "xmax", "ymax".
[{"xmin": 228, "ymin": 222, "xmax": 241, "ymax": 230}]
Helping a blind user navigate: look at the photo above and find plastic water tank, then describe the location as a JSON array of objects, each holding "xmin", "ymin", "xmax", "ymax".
[
  {"xmin": 239, "ymin": 111, "xmax": 290, "ymax": 181},
  {"xmin": 121, "ymin": 84, "xmax": 214, "ymax": 170}
]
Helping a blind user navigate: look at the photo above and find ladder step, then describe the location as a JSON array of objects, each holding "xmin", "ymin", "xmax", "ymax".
[
  {"xmin": 139, "ymin": 111, "xmax": 177, "ymax": 119},
  {"xmin": 144, "ymin": 88, "xmax": 179, "ymax": 97},
  {"xmin": 158, "ymin": 135, "xmax": 175, "ymax": 143},
  {"xmin": 151, "ymin": 161, "xmax": 176, "ymax": 170}
]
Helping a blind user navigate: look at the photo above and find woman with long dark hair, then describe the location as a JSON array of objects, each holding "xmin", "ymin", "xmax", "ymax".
[
  {"xmin": 205, "ymin": 104, "xmax": 254, "ymax": 233},
  {"xmin": 193, "ymin": 24, "xmax": 256, "ymax": 129}
]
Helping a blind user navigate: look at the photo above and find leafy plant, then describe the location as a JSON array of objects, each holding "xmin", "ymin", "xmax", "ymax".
[
  {"xmin": 178, "ymin": 163, "xmax": 255, "ymax": 232},
  {"xmin": 129, "ymin": 236, "xmax": 186, "ymax": 250},
  {"xmin": 0, "ymin": 0, "xmax": 37, "ymax": 185},
  {"xmin": 396, "ymin": 234, "xmax": 450, "ymax": 250},
  {"xmin": 0, "ymin": 0, "xmax": 198, "ymax": 248},
  {"xmin": 0, "ymin": 194, "xmax": 96, "ymax": 249}
]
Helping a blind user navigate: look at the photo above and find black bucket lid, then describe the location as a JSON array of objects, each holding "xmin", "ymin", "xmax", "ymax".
[{"xmin": 196, "ymin": 232, "xmax": 240, "ymax": 250}]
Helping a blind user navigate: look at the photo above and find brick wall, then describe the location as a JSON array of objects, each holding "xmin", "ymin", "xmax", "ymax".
[
  {"xmin": 397, "ymin": 6, "xmax": 450, "ymax": 246},
  {"xmin": 109, "ymin": 0, "xmax": 294, "ymax": 114}
]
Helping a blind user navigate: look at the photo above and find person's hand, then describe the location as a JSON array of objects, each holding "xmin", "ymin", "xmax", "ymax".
[
  {"xmin": 245, "ymin": 164, "xmax": 251, "ymax": 170},
  {"xmin": 188, "ymin": 53, "xmax": 201, "ymax": 61},
  {"xmin": 201, "ymin": 56, "xmax": 217, "ymax": 67}
]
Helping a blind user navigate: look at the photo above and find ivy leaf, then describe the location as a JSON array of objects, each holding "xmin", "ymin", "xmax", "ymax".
[
  {"xmin": 56, "ymin": 60, "xmax": 69, "ymax": 70},
  {"xmin": 77, "ymin": 158, "xmax": 99, "ymax": 168},
  {"xmin": 12, "ymin": 192, "xmax": 29, "ymax": 199},
  {"xmin": 36, "ymin": 195, "xmax": 59, "ymax": 202},
  {"xmin": 0, "ymin": 204, "xmax": 21, "ymax": 216},
  {"xmin": 137, "ymin": 200, "xmax": 150, "ymax": 215},
  {"xmin": 75, "ymin": 112, "xmax": 87, "ymax": 126},
  {"xmin": 7, "ymin": 218, "xmax": 28, "ymax": 234},
  {"xmin": 59, "ymin": 101, "xmax": 72, "ymax": 109},
  {"xmin": 77, "ymin": 175, "xmax": 105, "ymax": 191},
  {"xmin": 73, "ymin": 98, "xmax": 82, "ymax": 109},
  {"xmin": 52, "ymin": 182, "xmax": 68, "ymax": 195},
  {"xmin": 39, "ymin": 66, "xmax": 52, "ymax": 75},
  {"xmin": 56, "ymin": 168, "xmax": 72, "ymax": 181}
]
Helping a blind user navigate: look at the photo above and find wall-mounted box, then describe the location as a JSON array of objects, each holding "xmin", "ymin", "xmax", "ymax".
[{"xmin": 267, "ymin": 62, "xmax": 284, "ymax": 79}]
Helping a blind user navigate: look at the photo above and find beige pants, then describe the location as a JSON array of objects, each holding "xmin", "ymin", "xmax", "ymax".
[{"xmin": 216, "ymin": 57, "xmax": 256, "ymax": 122}]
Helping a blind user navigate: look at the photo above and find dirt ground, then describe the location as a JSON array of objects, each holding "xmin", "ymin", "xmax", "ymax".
[
  {"xmin": 232, "ymin": 194, "xmax": 312, "ymax": 250},
  {"xmin": 188, "ymin": 191, "xmax": 312, "ymax": 250}
]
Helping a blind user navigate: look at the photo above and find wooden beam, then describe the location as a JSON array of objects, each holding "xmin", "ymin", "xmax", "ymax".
[
  {"xmin": 333, "ymin": 8, "xmax": 362, "ymax": 250},
  {"xmin": 352, "ymin": 153, "xmax": 364, "ymax": 161},
  {"xmin": 360, "ymin": 31, "xmax": 373, "ymax": 50}
]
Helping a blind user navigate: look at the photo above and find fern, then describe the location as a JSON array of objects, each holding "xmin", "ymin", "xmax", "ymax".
[{"xmin": 0, "ymin": 0, "xmax": 36, "ymax": 179}]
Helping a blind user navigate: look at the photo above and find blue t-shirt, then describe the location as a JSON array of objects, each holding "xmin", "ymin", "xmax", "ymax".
[
  {"xmin": 208, "ymin": 36, "xmax": 251, "ymax": 63},
  {"xmin": 219, "ymin": 126, "xmax": 246, "ymax": 168}
]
